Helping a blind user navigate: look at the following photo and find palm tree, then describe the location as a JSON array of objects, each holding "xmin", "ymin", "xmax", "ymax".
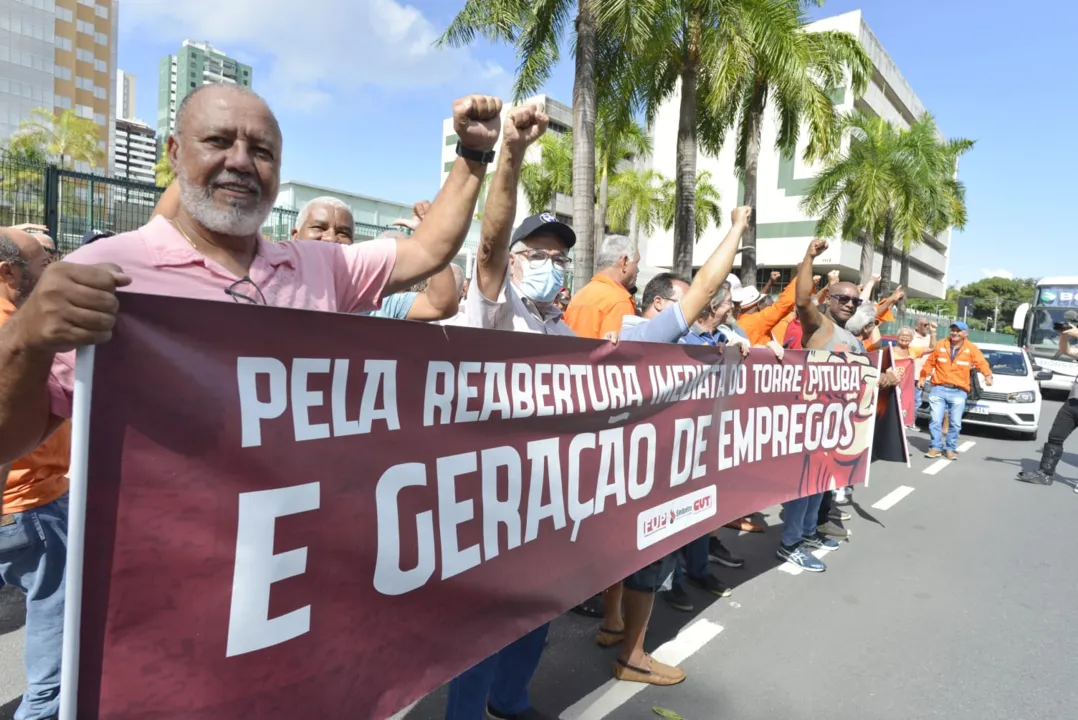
[
  {"xmin": 801, "ymin": 113, "xmax": 900, "ymax": 286},
  {"xmin": 520, "ymin": 131, "xmax": 574, "ymax": 214},
  {"xmin": 607, "ymin": 167, "xmax": 668, "ymax": 251},
  {"xmin": 0, "ymin": 135, "xmax": 48, "ymax": 225},
  {"xmin": 441, "ymin": 0, "xmax": 641, "ymax": 291},
  {"xmin": 802, "ymin": 112, "xmax": 973, "ymax": 302},
  {"xmin": 659, "ymin": 169, "xmax": 722, "ymax": 244},
  {"xmin": 153, "ymin": 147, "xmax": 175, "ymax": 188},
  {"xmin": 706, "ymin": 0, "xmax": 871, "ymax": 285},
  {"xmin": 16, "ymin": 108, "xmax": 103, "ymax": 169},
  {"xmin": 594, "ymin": 111, "xmax": 651, "ymax": 254}
]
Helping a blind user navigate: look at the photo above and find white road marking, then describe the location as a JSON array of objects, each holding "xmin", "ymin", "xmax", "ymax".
[
  {"xmin": 923, "ymin": 459, "xmax": 951, "ymax": 475},
  {"xmin": 871, "ymin": 485, "xmax": 915, "ymax": 510},
  {"xmin": 922, "ymin": 440, "xmax": 976, "ymax": 474},
  {"xmin": 559, "ymin": 619, "xmax": 724, "ymax": 720}
]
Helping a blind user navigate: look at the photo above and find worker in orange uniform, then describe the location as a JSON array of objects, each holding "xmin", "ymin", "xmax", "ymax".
[{"xmin": 564, "ymin": 233, "xmax": 640, "ymax": 339}]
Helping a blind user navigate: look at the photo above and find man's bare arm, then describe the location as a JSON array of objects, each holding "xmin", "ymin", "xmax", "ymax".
[
  {"xmin": 679, "ymin": 207, "xmax": 751, "ymax": 321},
  {"xmin": 1060, "ymin": 328, "xmax": 1078, "ymax": 359},
  {"xmin": 476, "ymin": 147, "xmax": 522, "ymax": 302},
  {"xmin": 0, "ymin": 317, "xmax": 57, "ymax": 463},
  {"xmin": 405, "ymin": 266, "xmax": 460, "ymax": 320},
  {"xmin": 796, "ymin": 240, "xmax": 828, "ymax": 339},
  {"xmin": 150, "ymin": 182, "xmax": 180, "ymax": 221}
]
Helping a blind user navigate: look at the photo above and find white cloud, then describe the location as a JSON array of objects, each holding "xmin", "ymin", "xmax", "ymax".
[
  {"xmin": 120, "ymin": 0, "xmax": 509, "ymax": 109},
  {"xmin": 980, "ymin": 268, "xmax": 1015, "ymax": 280}
]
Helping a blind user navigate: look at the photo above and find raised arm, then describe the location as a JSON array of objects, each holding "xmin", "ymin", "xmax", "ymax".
[
  {"xmin": 861, "ymin": 274, "xmax": 879, "ymax": 303},
  {"xmin": 679, "ymin": 207, "xmax": 752, "ymax": 321},
  {"xmin": 762, "ymin": 270, "xmax": 780, "ymax": 296},
  {"xmin": 1061, "ymin": 327, "xmax": 1078, "ymax": 358},
  {"xmin": 875, "ymin": 285, "xmax": 904, "ymax": 320},
  {"xmin": 474, "ymin": 105, "xmax": 548, "ymax": 302},
  {"xmin": 385, "ymin": 95, "xmax": 502, "ymax": 293},
  {"xmin": 796, "ymin": 239, "xmax": 829, "ymax": 339}
]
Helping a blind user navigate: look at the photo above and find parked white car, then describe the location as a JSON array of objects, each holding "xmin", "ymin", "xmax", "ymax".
[{"xmin": 917, "ymin": 343, "xmax": 1046, "ymax": 438}]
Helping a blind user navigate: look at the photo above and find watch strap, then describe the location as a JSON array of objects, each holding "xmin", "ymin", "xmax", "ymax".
[{"xmin": 456, "ymin": 141, "xmax": 496, "ymax": 165}]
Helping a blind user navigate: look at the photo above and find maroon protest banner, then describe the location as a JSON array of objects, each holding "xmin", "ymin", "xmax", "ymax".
[{"xmin": 72, "ymin": 293, "xmax": 881, "ymax": 719}]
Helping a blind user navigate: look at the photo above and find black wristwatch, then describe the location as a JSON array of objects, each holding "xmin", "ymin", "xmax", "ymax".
[{"xmin": 456, "ymin": 141, "xmax": 496, "ymax": 165}]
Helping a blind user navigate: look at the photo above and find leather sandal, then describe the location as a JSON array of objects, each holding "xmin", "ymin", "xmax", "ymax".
[
  {"xmin": 596, "ymin": 627, "xmax": 624, "ymax": 647},
  {"xmin": 613, "ymin": 655, "xmax": 686, "ymax": 686}
]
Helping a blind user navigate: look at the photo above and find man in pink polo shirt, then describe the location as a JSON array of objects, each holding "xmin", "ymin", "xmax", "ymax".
[{"xmin": 0, "ymin": 83, "xmax": 503, "ymax": 464}]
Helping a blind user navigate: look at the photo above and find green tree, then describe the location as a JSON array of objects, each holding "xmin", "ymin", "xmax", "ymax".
[
  {"xmin": 659, "ymin": 169, "xmax": 722, "ymax": 243},
  {"xmin": 710, "ymin": 0, "xmax": 871, "ymax": 284},
  {"xmin": 607, "ymin": 167, "xmax": 668, "ymax": 251},
  {"xmin": 15, "ymin": 108, "xmax": 103, "ymax": 169},
  {"xmin": 594, "ymin": 110, "xmax": 651, "ymax": 253},
  {"xmin": 520, "ymin": 130, "xmax": 574, "ymax": 214},
  {"xmin": 0, "ymin": 134, "xmax": 48, "ymax": 225},
  {"xmin": 153, "ymin": 146, "xmax": 175, "ymax": 188}
]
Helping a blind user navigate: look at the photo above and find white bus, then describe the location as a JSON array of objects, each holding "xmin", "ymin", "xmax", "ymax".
[{"xmin": 1014, "ymin": 276, "xmax": 1078, "ymax": 392}]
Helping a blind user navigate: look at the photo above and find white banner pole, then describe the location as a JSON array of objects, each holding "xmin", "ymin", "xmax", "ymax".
[{"xmin": 59, "ymin": 345, "xmax": 95, "ymax": 720}]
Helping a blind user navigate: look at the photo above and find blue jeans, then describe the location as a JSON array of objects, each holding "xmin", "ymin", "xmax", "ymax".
[
  {"xmin": 780, "ymin": 492, "xmax": 825, "ymax": 548},
  {"xmin": 0, "ymin": 493, "xmax": 68, "ymax": 720},
  {"xmin": 929, "ymin": 385, "xmax": 967, "ymax": 451},
  {"xmin": 672, "ymin": 535, "xmax": 710, "ymax": 587},
  {"xmin": 445, "ymin": 622, "xmax": 550, "ymax": 719}
]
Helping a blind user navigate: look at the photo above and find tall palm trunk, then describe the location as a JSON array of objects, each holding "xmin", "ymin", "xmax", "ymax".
[
  {"xmin": 673, "ymin": 18, "xmax": 700, "ymax": 279},
  {"xmin": 878, "ymin": 210, "xmax": 895, "ymax": 300},
  {"xmin": 629, "ymin": 208, "xmax": 640, "ymax": 254},
  {"xmin": 594, "ymin": 159, "xmax": 610, "ymax": 264},
  {"xmin": 570, "ymin": 0, "xmax": 598, "ymax": 290},
  {"xmin": 739, "ymin": 81, "xmax": 767, "ymax": 286},
  {"xmin": 857, "ymin": 232, "xmax": 875, "ymax": 286}
]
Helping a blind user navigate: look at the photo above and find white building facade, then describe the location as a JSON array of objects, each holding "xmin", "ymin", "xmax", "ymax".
[
  {"xmin": 644, "ymin": 10, "xmax": 950, "ymax": 299},
  {"xmin": 113, "ymin": 117, "xmax": 156, "ymax": 184}
]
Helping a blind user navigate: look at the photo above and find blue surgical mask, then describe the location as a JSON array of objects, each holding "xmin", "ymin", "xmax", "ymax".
[{"xmin": 517, "ymin": 259, "xmax": 564, "ymax": 303}]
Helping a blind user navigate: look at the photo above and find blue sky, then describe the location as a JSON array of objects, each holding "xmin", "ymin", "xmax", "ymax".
[{"xmin": 116, "ymin": 0, "xmax": 1074, "ymax": 286}]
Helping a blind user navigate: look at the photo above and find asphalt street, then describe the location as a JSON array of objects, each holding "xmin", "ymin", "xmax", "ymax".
[{"xmin": 1, "ymin": 399, "xmax": 1076, "ymax": 720}]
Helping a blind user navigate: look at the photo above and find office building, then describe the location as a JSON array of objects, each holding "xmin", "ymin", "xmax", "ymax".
[
  {"xmin": 0, "ymin": 0, "xmax": 119, "ymax": 174},
  {"xmin": 115, "ymin": 67, "xmax": 134, "ymax": 119},
  {"xmin": 157, "ymin": 40, "xmax": 253, "ymax": 140},
  {"xmin": 113, "ymin": 117, "xmax": 156, "ymax": 184},
  {"xmin": 645, "ymin": 10, "xmax": 950, "ymax": 298}
]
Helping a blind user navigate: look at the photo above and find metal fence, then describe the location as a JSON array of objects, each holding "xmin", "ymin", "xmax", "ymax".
[
  {"xmin": 1, "ymin": 151, "xmax": 402, "ymax": 252},
  {"xmin": 879, "ymin": 313, "xmax": 1017, "ymax": 346}
]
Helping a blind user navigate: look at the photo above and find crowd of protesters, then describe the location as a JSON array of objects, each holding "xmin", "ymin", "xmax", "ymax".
[{"xmin": 0, "ymin": 84, "xmax": 1018, "ymax": 720}]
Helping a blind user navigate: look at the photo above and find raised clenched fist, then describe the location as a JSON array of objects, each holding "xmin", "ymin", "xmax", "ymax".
[
  {"xmin": 770, "ymin": 270, "xmax": 781, "ymax": 282},
  {"xmin": 731, "ymin": 206, "xmax": 752, "ymax": 227},
  {"xmin": 13, "ymin": 261, "xmax": 131, "ymax": 354},
  {"xmin": 503, "ymin": 104, "xmax": 549, "ymax": 152},
  {"xmin": 828, "ymin": 269, "xmax": 841, "ymax": 285},
  {"xmin": 453, "ymin": 95, "xmax": 503, "ymax": 152},
  {"xmin": 812, "ymin": 274, "xmax": 822, "ymax": 286},
  {"xmin": 807, "ymin": 238, "xmax": 828, "ymax": 258}
]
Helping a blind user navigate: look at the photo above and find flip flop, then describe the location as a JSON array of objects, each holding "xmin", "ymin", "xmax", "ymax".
[{"xmin": 613, "ymin": 655, "xmax": 686, "ymax": 686}]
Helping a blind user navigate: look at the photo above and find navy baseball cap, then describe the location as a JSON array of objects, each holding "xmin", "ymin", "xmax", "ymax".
[
  {"xmin": 82, "ymin": 229, "xmax": 115, "ymax": 246},
  {"xmin": 950, "ymin": 321, "xmax": 969, "ymax": 332},
  {"xmin": 510, "ymin": 212, "xmax": 576, "ymax": 250}
]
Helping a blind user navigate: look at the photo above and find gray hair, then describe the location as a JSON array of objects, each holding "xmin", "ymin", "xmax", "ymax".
[
  {"xmin": 595, "ymin": 234, "xmax": 637, "ymax": 270},
  {"xmin": 0, "ymin": 231, "xmax": 25, "ymax": 269},
  {"xmin": 174, "ymin": 83, "xmax": 267, "ymax": 139},
  {"xmin": 845, "ymin": 304, "xmax": 877, "ymax": 335},
  {"xmin": 295, "ymin": 196, "xmax": 354, "ymax": 231}
]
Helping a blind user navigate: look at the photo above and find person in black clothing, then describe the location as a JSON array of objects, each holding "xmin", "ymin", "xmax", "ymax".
[{"xmin": 1018, "ymin": 317, "xmax": 1078, "ymax": 485}]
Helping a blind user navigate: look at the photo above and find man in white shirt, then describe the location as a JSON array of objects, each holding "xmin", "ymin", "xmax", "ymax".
[{"xmin": 447, "ymin": 102, "xmax": 558, "ymax": 720}]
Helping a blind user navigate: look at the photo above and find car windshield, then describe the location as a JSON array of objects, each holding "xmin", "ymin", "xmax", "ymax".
[
  {"xmin": 1028, "ymin": 307, "xmax": 1078, "ymax": 362},
  {"xmin": 983, "ymin": 349, "xmax": 1028, "ymax": 377}
]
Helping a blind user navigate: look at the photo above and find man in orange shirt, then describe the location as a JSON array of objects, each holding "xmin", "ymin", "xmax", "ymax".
[
  {"xmin": 0, "ymin": 226, "xmax": 70, "ymax": 720},
  {"xmin": 735, "ymin": 272, "xmax": 798, "ymax": 347},
  {"xmin": 918, "ymin": 321, "xmax": 993, "ymax": 460},
  {"xmin": 563, "ymin": 234, "xmax": 639, "ymax": 339}
]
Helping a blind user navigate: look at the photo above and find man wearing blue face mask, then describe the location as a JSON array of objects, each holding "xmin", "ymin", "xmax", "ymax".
[
  {"xmin": 460, "ymin": 104, "xmax": 575, "ymax": 341},
  {"xmin": 448, "ymin": 101, "xmax": 565, "ymax": 720}
]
